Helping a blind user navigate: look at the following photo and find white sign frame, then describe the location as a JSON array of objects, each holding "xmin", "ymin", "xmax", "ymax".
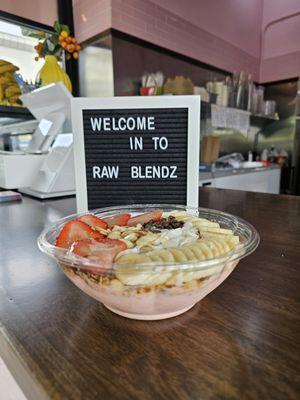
[{"xmin": 71, "ymin": 95, "xmax": 200, "ymax": 212}]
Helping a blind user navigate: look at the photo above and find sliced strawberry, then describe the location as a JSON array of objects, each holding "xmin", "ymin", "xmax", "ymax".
[
  {"xmin": 77, "ymin": 214, "xmax": 108, "ymax": 230},
  {"xmin": 55, "ymin": 220, "xmax": 103, "ymax": 249},
  {"xmin": 103, "ymin": 213, "xmax": 131, "ymax": 228},
  {"xmin": 127, "ymin": 209, "xmax": 163, "ymax": 227},
  {"xmin": 70, "ymin": 238, "xmax": 127, "ymax": 266}
]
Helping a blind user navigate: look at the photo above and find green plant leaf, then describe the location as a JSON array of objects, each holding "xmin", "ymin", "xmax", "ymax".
[
  {"xmin": 52, "ymin": 35, "xmax": 59, "ymax": 46},
  {"xmin": 53, "ymin": 21, "xmax": 61, "ymax": 33},
  {"xmin": 21, "ymin": 28, "xmax": 41, "ymax": 38},
  {"xmin": 60, "ymin": 24, "xmax": 70, "ymax": 35},
  {"xmin": 47, "ymin": 39, "xmax": 55, "ymax": 52}
]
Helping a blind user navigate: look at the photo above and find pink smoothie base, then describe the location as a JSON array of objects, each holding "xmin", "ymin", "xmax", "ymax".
[{"xmin": 61, "ymin": 260, "xmax": 238, "ymax": 320}]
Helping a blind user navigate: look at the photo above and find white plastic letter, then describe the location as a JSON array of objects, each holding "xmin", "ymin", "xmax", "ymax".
[
  {"xmin": 109, "ymin": 166, "xmax": 119, "ymax": 178},
  {"xmin": 119, "ymin": 117, "xmax": 126, "ymax": 130},
  {"xmin": 152, "ymin": 137, "xmax": 160, "ymax": 150},
  {"xmin": 137, "ymin": 117, "xmax": 146, "ymax": 130},
  {"xmin": 90, "ymin": 118, "xmax": 101, "ymax": 132},
  {"xmin": 103, "ymin": 118, "xmax": 111, "ymax": 131},
  {"xmin": 148, "ymin": 117, "xmax": 155, "ymax": 130},
  {"xmin": 170, "ymin": 166, "xmax": 178, "ymax": 178},
  {"xmin": 93, "ymin": 166, "xmax": 101, "ymax": 178},
  {"xmin": 159, "ymin": 137, "xmax": 168, "ymax": 150},
  {"xmin": 131, "ymin": 166, "xmax": 139, "ymax": 178},
  {"xmin": 127, "ymin": 117, "xmax": 135, "ymax": 131}
]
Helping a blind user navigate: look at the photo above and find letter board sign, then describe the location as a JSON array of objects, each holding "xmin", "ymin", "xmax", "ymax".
[{"xmin": 72, "ymin": 96, "xmax": 200, "ymax": 212}]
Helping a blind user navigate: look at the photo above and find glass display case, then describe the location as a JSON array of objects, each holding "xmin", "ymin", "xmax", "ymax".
[
  {"xmin": 0, "ymin": 11, "xmax": 54, "ymax": 127},
  {"xmin": 0, "ymin": 11, "xmax": 55, "ymax": 151}
]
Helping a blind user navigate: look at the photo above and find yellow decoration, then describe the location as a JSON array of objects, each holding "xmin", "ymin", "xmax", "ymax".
[
  {"xmin": 37, "ymin": 55, "xmax": 72, "ymax": 93},
  {"xmin": 0, "ymin": 59, "xmax": 22, "ymax": 107}
]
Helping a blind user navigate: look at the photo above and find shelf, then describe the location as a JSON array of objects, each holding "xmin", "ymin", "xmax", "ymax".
[
  {"xmin": 250, "ymin": 114, "xmax": 278, "ymax": 121},
  {"xmin": 0, "ymin": 105, "xmax": 33, "ymax": 120},
  {"xmin": 201, "ymin": 101, "xmax": 278, "ymax": 120},
  {"xmin": 249, "ymin": 114, "xmax": 279, "ymax": 130},
  {"xmin": 201, "ymin": 102, "xmax": 278, "ymax": 133}
]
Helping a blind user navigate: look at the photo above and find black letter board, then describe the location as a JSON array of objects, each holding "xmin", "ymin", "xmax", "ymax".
[{"xmin": 72, "ymin": 96, "xmax": 200, "ymax": 212}]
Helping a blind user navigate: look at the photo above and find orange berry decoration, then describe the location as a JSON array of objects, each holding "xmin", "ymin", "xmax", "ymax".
[
  {"xmin": 67, "ymin": 44, "xmax": 75, "ymax": 52},
  {"xmin": 33, "ymin": 22, "xmax": 81, "ymax": 61}
]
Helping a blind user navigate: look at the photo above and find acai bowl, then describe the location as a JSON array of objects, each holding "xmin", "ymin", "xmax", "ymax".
[{"xmin": 38, "ymin": 204, "xmax": 259, "ymax": 320}]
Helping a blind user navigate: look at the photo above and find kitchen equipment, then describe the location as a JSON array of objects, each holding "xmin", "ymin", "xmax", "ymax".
[
  {"xmin": 256, "ymin": 86, "xmax": 265, "ymax": 115},
  {"xmin": 242, "ymin": 161, "xmax": 264, "ymax": 168},
  {"xmin": 264, "ymin": 100, "xmax": 276, "ymax": 117},
  {"xmin": 261, "ymin": 149, "xmax": 269, "ymax": 161},
  {"xmin": 0, "ymin": 83, "xmax": 75, "ymax": 198},
  {"xmin": 213, "ymin": 153, "xmax": 244, "ymax": 169}
]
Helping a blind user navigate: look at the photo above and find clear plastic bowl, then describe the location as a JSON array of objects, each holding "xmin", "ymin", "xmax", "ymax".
[{"xmin": 38, "ymin": 204, "xmax": 259, "ymax": 320}]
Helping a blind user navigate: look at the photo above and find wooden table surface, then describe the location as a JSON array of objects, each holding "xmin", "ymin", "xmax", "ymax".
[{"xmin": 0, "ymin": 188, "xmax": 299, "ymax": 400}]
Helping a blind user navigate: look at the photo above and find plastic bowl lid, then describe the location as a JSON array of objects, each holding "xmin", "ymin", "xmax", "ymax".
[{"xmin": 38, "ymin": 204, "xmax": 260, "ymax": 274}]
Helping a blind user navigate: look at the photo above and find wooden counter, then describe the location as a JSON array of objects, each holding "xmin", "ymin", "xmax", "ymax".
[{"xmin": 0, "ymin": 189, "xmax": 299, "ymax": 399}]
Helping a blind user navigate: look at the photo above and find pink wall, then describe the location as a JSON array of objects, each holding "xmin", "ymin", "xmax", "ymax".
[
  {"xmin": 260, "ymin": 0, "xmax": 300, "ymax": 82},
  {"xmin": 72, "ymin": 0, "xmax": 300, "ymax": 83},
  {"xmin": 74, "ymin": 0, "xmax": 261, "ymax": 81},
  {"xmin": 0, "ymin": 0, "xmax": 57, "ymax": 26},
  {"xmin": 110, "ymin": 0, "xmax": 260, "ymax": 81},
  {"xmin": 151, "ymin": 0, "xmax": 263, "ymax": 59},
  {"xmin": 73, "ymin": 0, "xmax": 112, "ymax": 43},
  {"xmin": 262, "ymin": 0, "xmax": 300, "ymax": 26},
  {"xmin": 2, "ymin": 0, "xmax": 299, "ymax": 82}
]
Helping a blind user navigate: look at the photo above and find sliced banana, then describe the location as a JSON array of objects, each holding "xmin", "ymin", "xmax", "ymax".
[
  {"xmin": 169, "ymin": 248, "xmax": 189, "ymax": 262},
  {"xmin": 148, "ymin": 252, "xmax": 165, "ymax": 263},
  {"xmin": 199, "ymin": 226, "xmax": 234, "ymax": 235},
  {"xmin": 113, "ymin": 210, "xmax": 239, "ymax": 287},
  {"xmin": 116, "ymin": 253, "xmax": 151, "ymax": 264},
  {"xmin": 136, "ymin": 232, "xmax": 158, "ymax": 249},
  {"xmin": 213, "ymin": 238, "xmax": 231, "ymax": 253},
  {"xmin": 180, "ymin": 247, "xmax": 198, "ymax": 261},
  {"xmin": 201, "ymin": 231, "xmax": 239, "ymax": 245},
  {"xmin": 193, "ymin": 220, "xmax": 220, "ymax": 229},
  {"xmin": 197, "ymin": 240, "xmax": 219, "ymax": 257},
  {"xmin": 197, "ymin": 242, "xmax": 214, "ymax": 259},
  {"xmin": 188, "ymin": 245, "xmax": 206, "ymax": 260},
  {"xmin": 154, "ymin": 249, "xmax": 175, "ymax": 263}
]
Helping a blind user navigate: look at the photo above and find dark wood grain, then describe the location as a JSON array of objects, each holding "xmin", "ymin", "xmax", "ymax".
[{"xmin": 0, "ymin": 189, "xmax": 299, "ymax": 400}]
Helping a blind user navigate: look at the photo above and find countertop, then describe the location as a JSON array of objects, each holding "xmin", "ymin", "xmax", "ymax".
[
  {"xmin": 199, "ymin": 164, "xmax": 280, "ymax": 181},
  {"xmin": 0, "ymin": 189, "xmax": 299, "ymax": 400}
]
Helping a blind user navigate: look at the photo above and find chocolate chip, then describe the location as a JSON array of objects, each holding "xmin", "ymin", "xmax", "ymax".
[{"xmin": 142, "ymin": 216, "xmax": 184, "ymax": 232}]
